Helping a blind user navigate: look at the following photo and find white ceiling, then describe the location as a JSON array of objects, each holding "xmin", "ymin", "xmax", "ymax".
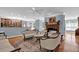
[{"xmin": 0, "ymin": 7, "xmax": 79, "ymax": 20}]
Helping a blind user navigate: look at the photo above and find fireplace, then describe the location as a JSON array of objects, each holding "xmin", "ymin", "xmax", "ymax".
[{"xmin": 46, "ymin": 16, "xmax": 60, "ymax": 33}]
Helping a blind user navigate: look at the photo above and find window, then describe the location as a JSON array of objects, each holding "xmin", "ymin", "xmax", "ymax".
[{"xmin": 65, "ymin": 19, "xmax": 78, "ymax": 31}]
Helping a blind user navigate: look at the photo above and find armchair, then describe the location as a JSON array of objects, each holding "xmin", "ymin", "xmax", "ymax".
[{"xmin": 39, "ymin": 31, "xmax": 62, "ymax": 52}]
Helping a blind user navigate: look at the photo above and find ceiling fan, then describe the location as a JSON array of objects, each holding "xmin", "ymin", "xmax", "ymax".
[
  {"xmin": 31, "ymin": 7, "xmax": 53, "ymax": 17},
  {"xmin": 31, "ymin": 7, "xmax": 41, "ymax": 15}
]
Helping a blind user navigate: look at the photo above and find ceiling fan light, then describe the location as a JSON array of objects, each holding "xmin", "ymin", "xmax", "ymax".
[{"xmin": 32, "ymin": 7, "xmax": 35, "ymax": 11}]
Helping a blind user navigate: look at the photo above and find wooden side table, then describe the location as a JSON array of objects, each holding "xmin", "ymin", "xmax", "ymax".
[{"xmin": 75, "ymin": 28, "xmax": 79, "ymax": 36}]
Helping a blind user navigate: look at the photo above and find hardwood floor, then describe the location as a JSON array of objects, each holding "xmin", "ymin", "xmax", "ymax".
[
  {"xmin": 58, "ymin": 32, "xmax": 79, "ymax": 52},
  {"xmin": 8, "ymin": 35, "xmax": 24, "ymax": 47}
]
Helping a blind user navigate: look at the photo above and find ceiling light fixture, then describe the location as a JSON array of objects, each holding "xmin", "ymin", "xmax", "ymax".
[{"xmin": 32, "ymin": 7, "xmax": 36, "ymax": 11}]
